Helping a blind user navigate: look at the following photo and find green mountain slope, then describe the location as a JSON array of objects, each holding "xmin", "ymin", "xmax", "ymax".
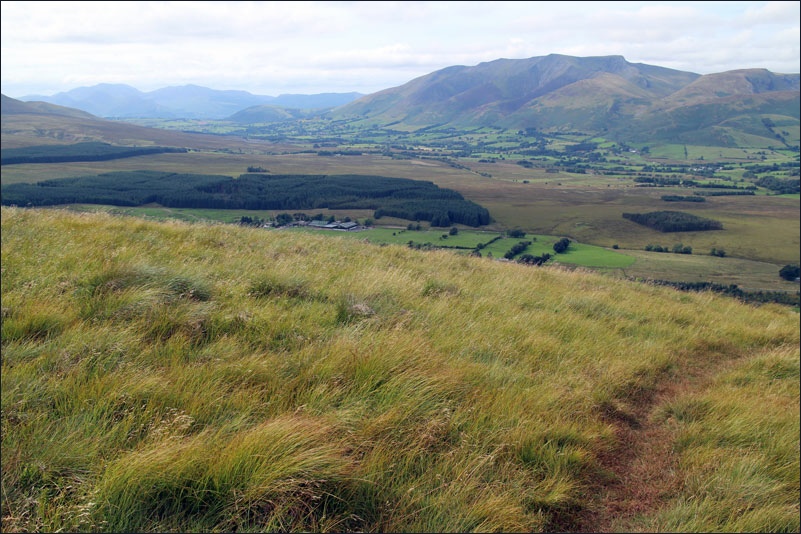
[
  {"xmin": 329, "ymin": 55, "xmax": 800, "ymax": 146},
  {"xmin": 0, "ymin": 95, "xmax": 275, "ymax": 150},
  {"xmin": 1, "ymin": 93, "xmax": 98, "ymax": 120}
]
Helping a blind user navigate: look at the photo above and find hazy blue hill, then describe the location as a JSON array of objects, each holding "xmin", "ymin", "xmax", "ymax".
[
  {"xmin": 19, "ymin": 83, "xmax": 171, "ymax": 118},
  {"xmin": 145, "ymin": 84, "xmax": 274, "ymax": 118},
  {"xmin": 19, "ymin": 84, "xmax": 364, "ymax": 120},
  {"xmin": 269, "ymin": 92, "xmax": 364, "ymax": 109},
  {"xmin": 226, "ymin": 105, "xmax": 308, "ymax": 123},
  {"xmin": 226, "ymin": 93, "xmax": 366, "ymax": 123}
]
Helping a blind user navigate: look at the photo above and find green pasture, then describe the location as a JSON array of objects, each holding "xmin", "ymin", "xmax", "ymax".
[
  {"xmin": 469, "ymin": 183, "xmax": 799, "ymax": 266},
  {"xmin": 119, "ymin": 118, "xmax": 246, "ymax": 135},
  {"xmin": 67, "ymin": 204, "xmax": 377, "ymax": 226},
  {"xmin": 285, "ymin": 226, "xmax": 499, "ymax": 249},
  {"xmin": 644, "ymin": 143, "xmax": 791, "ymax": 163},
  {"xmin": 284, "ymin": 227, "xmax": 636, "ymax": 269},
  {"xmin": 548, "ymin": 241, "xmax": 637, "ymax": 268}
]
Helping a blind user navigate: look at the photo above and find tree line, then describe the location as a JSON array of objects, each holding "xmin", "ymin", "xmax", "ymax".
[
  {"xmin": 0, "ymin": 142, "xmax": 187, "ymax": 165},
  {"xmin": 755, "ymin": 176, "xmax": 800, "ymax": 195},
  {"xmin": 0, "ymin": 170, "xmax": 491, "ymax": 227},
  {"xmin": 643, "ymin": 280, "xmax": 799, "ymax": 307},
  {"xmin": 622, "ymin": 211, "xmax": 723, "ymax": 232},
  {"xmin": 661, "ymin": 195, "xmax": 706, "ymax": 202}
]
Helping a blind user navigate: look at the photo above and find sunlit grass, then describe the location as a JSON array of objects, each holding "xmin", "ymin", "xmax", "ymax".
[
  {"xmin": 623, "ymin": 344, "xmax": 800, "ymax": 533},
  {"xmin": 2, "ymin": 206, "xmax": 798, "ymax": 532}
]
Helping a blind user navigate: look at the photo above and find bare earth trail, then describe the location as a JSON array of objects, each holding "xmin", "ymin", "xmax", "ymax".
[{"xmin": 569, "ymin": 353, "xmax": 747, "ymax": 533}]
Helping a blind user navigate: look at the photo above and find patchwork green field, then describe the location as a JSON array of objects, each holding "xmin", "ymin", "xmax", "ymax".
[
  {"xmin": 283, "ymin": 227, "xmax": 637, "ymax": 268},
  {"xmin": 1, "ymin": 120, "xmax": 798, "ymax": 293}
]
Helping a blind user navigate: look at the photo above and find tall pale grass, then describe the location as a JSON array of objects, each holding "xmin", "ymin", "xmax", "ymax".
[
  {"xmin": 2, "ymin": 206, "xmax": 798, "ymax": 532},
  {"xmin": 624, "ymin": 344, "xmax": 800, "ymax": 533}
]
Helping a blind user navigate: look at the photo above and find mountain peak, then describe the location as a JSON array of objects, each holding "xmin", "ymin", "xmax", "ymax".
[{"xmin": 329, "ymin": 54, "xmax": 798, "ymax": 145}]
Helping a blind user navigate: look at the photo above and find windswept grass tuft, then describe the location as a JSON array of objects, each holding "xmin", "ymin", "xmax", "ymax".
[
  {"xmin": 1, "ymin": 308, "xmax": 67, "ymax": 342},
  {"xmin": 93, "ymin": 416, "xmax": 354, "ymax": 532},
  {"xmin": 247, "ymin": 273, "xmax": 315, "ymax": 300}
]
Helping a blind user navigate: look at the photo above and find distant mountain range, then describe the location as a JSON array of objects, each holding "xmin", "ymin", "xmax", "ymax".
[
  {"xmin": 7, "ymin": 54, "xmax": 800, "ymax": 147},
  {"xmin": 0, "ymin": 94, "xmax": 264, "ymax": 150},
  {"xmin": 18, "ymin": 84, "xmax": 364, "ymax": 119}
]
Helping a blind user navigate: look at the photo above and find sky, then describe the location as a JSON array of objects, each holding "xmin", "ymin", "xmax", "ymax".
[{"xmin": 1, "ymin": 1, "xmax": 799, "ymax": 98}]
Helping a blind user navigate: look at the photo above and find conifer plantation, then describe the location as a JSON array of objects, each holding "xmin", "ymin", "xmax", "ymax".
[{"xmin": 2, "ymin": 206, "xmax": 798, "ymax": 532}]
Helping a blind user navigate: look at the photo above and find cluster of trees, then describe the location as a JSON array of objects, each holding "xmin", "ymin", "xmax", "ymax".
[
  {"xmin": 634, "ymin": 176, "xmax": 694, "ymax": 187},
  {"xmin": 635, "ymin": 177, "xmax": 761, "ymax": 195},
  {"xmin": 693, "ymin": 190, "xmax": 755, "ymax": 197},
  {"xmin": 0, "ymin": 142, "xmax": 187, "ymax": 165},
  {"xmin": 623, "ymin": 211, "xmax": 723, "ymax": 232},
  {"xmin": 755, "ymin": 176, "xmax": 800, "ymax": 195},
  {"xmin": 779, "ymin": 264, "xmax": 800, "ymax": 281},
  {"xmin": 563, "ymin": 142, "xmax": 599, "ymax": 153},
  {"xmin": 645, "ymin": 243, "xmax": 693, "ymax": 255},
  {"xmin": 517, "ymin": 253, "xmax": 552, "ymax": 266},
  {"xmin": 661, "ymin": 195, "xmax": 706, "ymax": 203},
  {"xmin": 743, "ymin": 161, "xmax": 799, "ymax": 175},
  {"xmin": 1, "ymin": 170, "xmax": 491, "ymax": 228},
  {"xmin": 504, "ymin": 240, "xmax": 531, "ymax": 259},
  {"xmin": 693, "ymin": 183, "xmax": 754, "ymax": 190},
  {"xmin": 238, "ymin": 215, "xmax": 266, "ymax": 226},
  {"xmin": 267, "ymin": 212, "xmax": 359, "ymax": 227},
  {"xmin": 374, "ymin": 201, "xmax": 490, "ymax": 227},
  {"xmin": 553, "ymin": 237, "xmax": 571, "ymax": 253},
  {"xmin": 0, "ymin": 170, "xmax": 219, "ymax": 207},
  {"xmin": 709, "ymin": 248, "xmax": 727, "ymax": 257},
  {"xmin": 407, "ymin": 241, "xmax": 437, "ymax": 251}
]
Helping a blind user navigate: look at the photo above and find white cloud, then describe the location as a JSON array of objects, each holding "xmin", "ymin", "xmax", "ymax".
[{"xmin": 2, "ymin": 0, "xmax": 798, "ymax": 97}]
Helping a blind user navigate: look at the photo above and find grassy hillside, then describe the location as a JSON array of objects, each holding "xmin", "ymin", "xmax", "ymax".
[
  {"xmin": 1, "ymin": 95, "xmax": 293, "ymax": 151},
  {"xmin": 2, "ymin": 206, "xmax": 798, "ymax": 532},
  {"xmin": 0, "ymin": 94, "xmax": 97, "ymax": 120}
]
